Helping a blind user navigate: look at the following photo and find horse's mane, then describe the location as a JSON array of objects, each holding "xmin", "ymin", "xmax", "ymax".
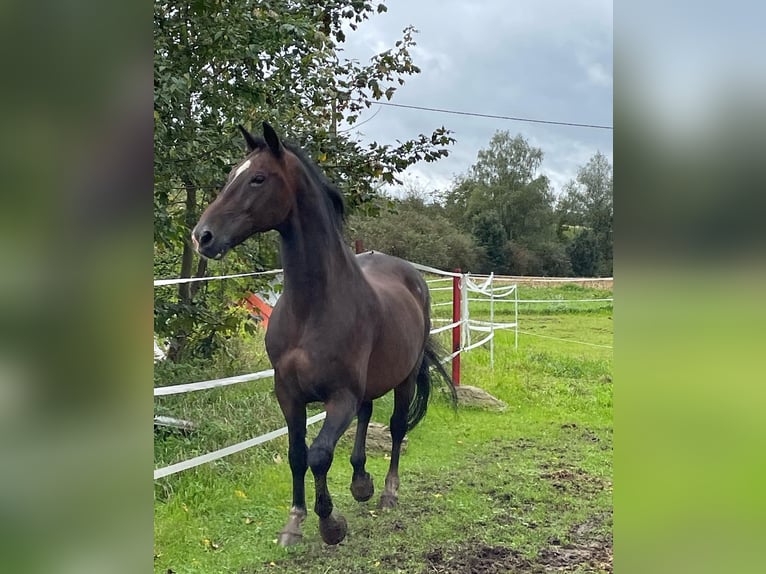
[{"xmin": 250, "ymin": 136, "xmax": 346, "ymax": 232}]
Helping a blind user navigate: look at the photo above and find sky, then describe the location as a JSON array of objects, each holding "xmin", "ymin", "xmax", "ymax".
[{"xmin": 339, "ymin": 0, "xmax": 613, "ymax": 198}]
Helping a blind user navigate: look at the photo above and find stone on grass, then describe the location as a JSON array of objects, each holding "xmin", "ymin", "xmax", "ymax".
[
  {"xmin": 342, "ymin": 422, "xmax": 407, "ymax": 454},
  {"xmin": 452, "ymin": 385, "xmax": 507, "ymax": 411}
]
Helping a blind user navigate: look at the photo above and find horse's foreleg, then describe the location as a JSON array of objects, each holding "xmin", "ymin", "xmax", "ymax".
[
  {"xmin": 275, "ymin": 388, "xmax": 308, "ymax": 547},
  {"xmin": 308, "ymin": 394, "xmax": 357, "ymax": 545},
  {"xmin": 349, "ymin": 400, "xmax": 374, "ymax": 502},
  {"xmin": 380, "ymin": 378, "xmax": 416, "ymax": 509}
]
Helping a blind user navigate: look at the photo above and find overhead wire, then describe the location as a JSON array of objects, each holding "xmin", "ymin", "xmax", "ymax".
[{"xmin": 375, "ymin": 101, "xmax": 613, "ymax": 130}]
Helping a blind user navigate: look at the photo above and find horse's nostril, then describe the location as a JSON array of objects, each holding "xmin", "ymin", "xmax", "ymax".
[{"xmin": 199, "ymin": 229, "xmax": 213, "ymax": 246}]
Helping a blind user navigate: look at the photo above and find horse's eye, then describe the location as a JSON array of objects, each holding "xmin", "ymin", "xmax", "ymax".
[{"xmin": 251, "ymin": 174, "xmax": 266, "ymax": 186}]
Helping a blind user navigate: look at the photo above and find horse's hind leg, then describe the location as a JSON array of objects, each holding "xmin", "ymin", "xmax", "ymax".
[
  {"xmin": 380, "ymin": 374, "xmax": 416, "ymax": 509},
  {"xmin": 350, "ymin": 400, "xmax": 375, "ymax": 502}
]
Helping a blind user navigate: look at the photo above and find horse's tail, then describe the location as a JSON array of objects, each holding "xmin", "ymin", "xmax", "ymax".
[{"xmin": 407, "ymin": 336, "xmax": 459, "ymax": 432}]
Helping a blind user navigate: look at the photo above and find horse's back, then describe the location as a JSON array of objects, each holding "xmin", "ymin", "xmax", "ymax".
[{"xmin": 356, "ymin": 251, "xmax": 429, "ymax": 309}]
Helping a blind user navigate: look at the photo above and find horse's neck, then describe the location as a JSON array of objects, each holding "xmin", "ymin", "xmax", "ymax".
[{"xmin": 278, "ymin": 192, "xmax": 359, "ymax": 313}]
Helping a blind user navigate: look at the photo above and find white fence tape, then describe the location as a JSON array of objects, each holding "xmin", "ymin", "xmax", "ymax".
[
  {"xmin": 429, "ymin": 321, "xmax": 462, "ymax": 336},
  {"xmin": 473, "ymin": 274, "xmax": 613, "ymax": 283},
  {"xmin": 154, "ymin": 269, "xmax": 282, "ymax": 287},
  {"xmin": 517, "ymin": 330, "xmax": 613, "ymax": 349},
  {"xmin": 469, "ymin": 319, "xmax": 518, "ymax": 329},
  {"xmin": 154, "ymin": 412, "xmax": 327, "ymax": 479},
  {"xmin": 467, "ymin": 322, "xmax": 517, "ymax": 333},
  {"xmin": 462, "ymin": 332, "xmax": 494, "ymax": 352},
  {"xmin": 439, "ymin": 348, "xmax": 462, "ymax": 365},
  {"xmin": 469, "ymin": 297, "xmax": 613, "ymax": 304},
  {"xmin": 407, "ymin": 261, "xmax": 462, "ymax": 278},
  {"xmin": 154, "ymin": 369, "xmax": 275, "ymax": 396}
]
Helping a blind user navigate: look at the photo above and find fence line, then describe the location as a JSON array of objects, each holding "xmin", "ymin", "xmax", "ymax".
[
  {"xmin": 406, "ymin": 261, "xmax": 462, "ymax": 278},
  {"xmin": 466, "ymin": 297, "xmax": 613, "ymax": 304},
  {"xmin": 516, "ymin": 330, "xmax": 613, "ymax": 349},
  {"xmin": 429, "ymin": 320, "xmax": 463, "ymax": 336},
  {"xmin": 154, "ymin": 369, "xmax": 275, "ymax": 397},
  {"xmin": 154, "ymin": 261, "xmax": 612, "ymax": 479},
  {"xmin": 474, "ymin": 274, "xmax": 613, "ymax": 283},
  {"xmin": 154, "ymin": 269, "xmax": 282, "ymax": 287},
  {"xmin": 154, "ymin": 412, "xmax": 327, "ymax": 480}
]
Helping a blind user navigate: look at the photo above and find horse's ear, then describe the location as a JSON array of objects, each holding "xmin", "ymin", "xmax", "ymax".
[
  {"xmin": 262, "ymin": 121, "xmax": 284, "ymax": 157},
  {"xmin": 237, "ymin": 124, "xmax": 259, "ymax": 152}
]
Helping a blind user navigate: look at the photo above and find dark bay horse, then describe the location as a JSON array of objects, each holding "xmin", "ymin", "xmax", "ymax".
[{"xmin": 192, "ymin": 122, "xmax": 456, "ymax": 546}]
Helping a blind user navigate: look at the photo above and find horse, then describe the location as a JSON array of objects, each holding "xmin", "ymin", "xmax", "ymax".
[{"xmin": 192, "ymin": 122, "xmax": 457, "ymax": 546}]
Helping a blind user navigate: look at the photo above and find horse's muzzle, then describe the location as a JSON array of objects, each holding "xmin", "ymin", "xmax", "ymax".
[{"xmin": 191, "ymin": 225, "xmax": 226, "ymax": 259}]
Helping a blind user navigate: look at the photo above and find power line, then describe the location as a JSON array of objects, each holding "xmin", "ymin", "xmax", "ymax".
[
  {"xmin": 375, "ymin": 102, "xmax": 613, "ymax": 130},
  {"xmin": 338, "ymin": 106, "xmax": 383, "ymax": 133}
]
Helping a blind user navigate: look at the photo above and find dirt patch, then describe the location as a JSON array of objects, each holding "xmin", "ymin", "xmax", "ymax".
[
  {"xmin": 536, "ymin": 511, "xmax": 613, "ymax": 572},
  {"xmin": 539, "ymin": 466, "xmax": 610, "ymax": 496},
  {"xmin": 570, "ymin": 511, "xmax": 612, "ymax": 540},
  {"xmin": 421, "ymin": 538, "xmax": 612, "ymax": 573},
  {"xmin": 423, "ymin": 543, "xmax": 536, "ymax": 574},
  {"xmin": 537, "ymin": 541, "xmax": 612, "ymax": 573}
]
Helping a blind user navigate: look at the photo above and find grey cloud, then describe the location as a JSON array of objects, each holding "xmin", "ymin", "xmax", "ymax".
[{"xmin": 341, "ymin": 0, "xmax": 612, "ymax": 196}]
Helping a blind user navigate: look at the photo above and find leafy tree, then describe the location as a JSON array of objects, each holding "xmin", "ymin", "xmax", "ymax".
[
  {"xmin": 444, "ymin": 131, "xmax": 557, "ymax": 274},
  {"xmin": 537, "ymin": 241, "xmax": 573, "ymax": 277},
  {"xmin": 566, "ymin": 227, "xmax": 600, "ymax": 276},
  {"xmin": 347, "ymin": 193, "xmax": 481, "ymax": 272},
  {"xmin": 154, "ymin": 0, "xmax": 455, "ymax": 360},
  {"xmin": 471, "ymin": 210, "xmax": 507, "ymax": 272},
  {"xmin": 556, "ymin": 152, "xmax": 613, "ymax": 275}
]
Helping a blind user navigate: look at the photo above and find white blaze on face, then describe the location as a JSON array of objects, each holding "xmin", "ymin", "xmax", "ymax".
[
  {"xmin": 221, "ymin": 159, "xmax": 252, "ymax": 194},
  {"xmin": 233, "ymin": 159, "xmax": 251, "ymax": 180}
]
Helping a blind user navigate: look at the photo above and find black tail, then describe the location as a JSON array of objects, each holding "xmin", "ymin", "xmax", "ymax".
[{"xmin": 407, "ymin": 336, "xmax": 459, "ymax": 432}]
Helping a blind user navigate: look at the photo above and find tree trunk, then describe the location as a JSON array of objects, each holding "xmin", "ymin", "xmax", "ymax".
[{"xmin": 168, "ymin": 179, "xmax": 205, "ymax": 362}]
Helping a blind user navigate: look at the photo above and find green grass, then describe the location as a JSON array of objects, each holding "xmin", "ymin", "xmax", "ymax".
[{"xmin": 154, "ymin": 284, "xmax": 612, "ymax": 573}]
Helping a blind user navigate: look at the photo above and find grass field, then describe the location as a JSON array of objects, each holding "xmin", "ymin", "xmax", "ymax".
[{"xmin": 154, "ymin": 282, "xmax": 613, "ymax": 573}]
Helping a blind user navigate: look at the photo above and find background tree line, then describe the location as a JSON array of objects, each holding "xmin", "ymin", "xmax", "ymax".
[{"xmin": 351, "ymin": 131, "xmax": 613, "ymax": 278}]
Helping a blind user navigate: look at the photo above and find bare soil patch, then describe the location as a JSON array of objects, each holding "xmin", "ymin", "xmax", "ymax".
[{"xmin": 422, "ymin": 537, "xmax": 612, "ymax": 573}]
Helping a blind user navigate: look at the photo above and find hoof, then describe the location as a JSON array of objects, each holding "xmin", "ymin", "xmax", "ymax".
[
  {"xmin": 350, "ymin": 474, "xmax": 374, "ymax": 502},
  {"xmin": 277, "ymin": 529, "xmax": 303, "ymax": 547},
  {"xmin": 278, "ymin": 507, "xmax": 306, "ymax": 546},
  {"xmin": 319, "ymin": 512, "xmax": 348, "ymax": 545},
  {"xmin": 379, "ymin": 493, "xmax": 398, "ymax": 510}
]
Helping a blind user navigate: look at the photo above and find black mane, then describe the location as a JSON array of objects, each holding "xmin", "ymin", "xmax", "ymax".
[{"xmin": 249, "ymin": 136, "xmax": 346, "ymax": 231}]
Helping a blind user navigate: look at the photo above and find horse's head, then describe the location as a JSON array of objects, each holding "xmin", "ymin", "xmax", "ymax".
[{"xmin": 192, "ymin": 122, "xmax": 295, "ymax": 259}]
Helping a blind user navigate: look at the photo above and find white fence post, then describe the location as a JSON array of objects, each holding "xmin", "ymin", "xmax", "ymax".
[{"xmin": 489, "ymin": 272, "xmax": 495, "ymax": 369}]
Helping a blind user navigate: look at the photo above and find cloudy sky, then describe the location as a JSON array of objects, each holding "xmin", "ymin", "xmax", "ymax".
[{"xmin": 340, "ymin": 0, "xmax": 613, "ymax": 198}]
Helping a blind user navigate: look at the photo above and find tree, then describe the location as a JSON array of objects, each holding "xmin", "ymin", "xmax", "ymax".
[
  {"xmin": 154, "ymin": 0, "xmax": 455, "ymax": 361},
  {"xmin": 347, "ymin": 193, "xmax": 481, "ymax": 272},
  {"xmin": 443, "ymin": 131, "xmax": 557, "ymax": 274},
  {"xmin": 471, "ymin": 210, "xmax": 507, "ymax": 272},
  {"xmin": 556, "ymin": 152, "xmax": 613, "ymax": 275},
  {"xmin": 565, "ymin": 228, "xmax": 599, "ymax": 276}
]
